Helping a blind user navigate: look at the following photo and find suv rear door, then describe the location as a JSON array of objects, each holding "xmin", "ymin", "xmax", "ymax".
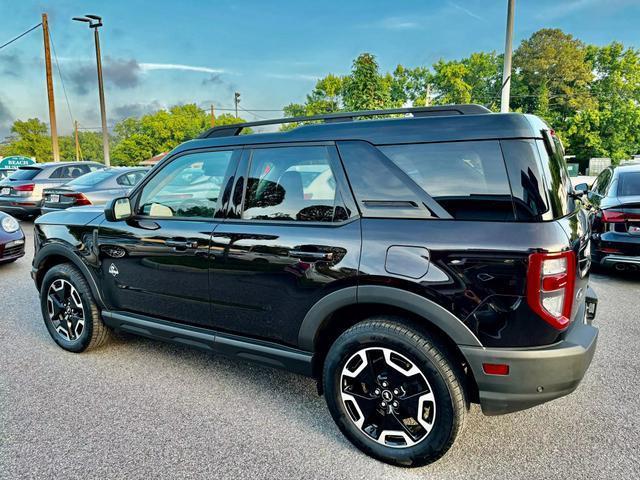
[{"xmin": 209, "ymin": 143, "xmax": 361, "ymax": 346}]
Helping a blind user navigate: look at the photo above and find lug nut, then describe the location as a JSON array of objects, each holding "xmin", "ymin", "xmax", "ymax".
[
  {"xmin": 382, "ymin": 381, "xmax": 389, "ymax": 388},
  {"xmin": 392, "ymin": 401, "xmax": 399, "ymax": 408},
  {"xmin": 381, "ymin": 402, "xmax": 387, "ymax": 408},
  {"xmin": 374, "ymin": 388, "xmax": 381, "ymax": 395},
  {"xmin": 393, "ymin": 389, "xmax": 399, "ymax": 395}
]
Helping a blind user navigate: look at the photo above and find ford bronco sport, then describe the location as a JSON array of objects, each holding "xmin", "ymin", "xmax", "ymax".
[{"xmin": 32, "ymin": 105, "xmax": 598, "ymax": 467}]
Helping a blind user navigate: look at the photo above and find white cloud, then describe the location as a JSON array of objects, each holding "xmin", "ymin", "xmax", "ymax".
[
  {"xmin": 448, "ymin": 2, "xmax": 484, "ymax": 22},
  {"xmin": 139, "ymin": 63, "xmax": 227, "ymax": 74}
]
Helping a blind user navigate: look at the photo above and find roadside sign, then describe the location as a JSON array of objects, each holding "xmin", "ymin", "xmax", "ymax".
[{"xmin": 0, "ymin": 156, "xmax": 36, "ymax": 169}]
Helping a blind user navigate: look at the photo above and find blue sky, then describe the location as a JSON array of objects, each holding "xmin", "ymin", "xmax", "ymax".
[{"xmin": 0, "ymin": 0, "xmax": 638, "ymax": 138}]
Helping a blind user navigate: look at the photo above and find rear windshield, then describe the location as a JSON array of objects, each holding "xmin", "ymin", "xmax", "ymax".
[
  {"xmin": 67, "ymin": 169, "xmax": 113, "ymax": 187},
  {"xmin": 379, "ymin": 141, "xmax": 515, "ymax": 221},
  {"xmin": 618, "ymin": 172, "xmax": 640, "ymax": 196},
  {"xmin": 8, "ymin": 167, "xmax": 41, "ymax": 180}
]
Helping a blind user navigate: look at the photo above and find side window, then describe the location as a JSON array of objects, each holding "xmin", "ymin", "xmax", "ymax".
[
  {"xmin": 242, "ymin": 146, "xmax": 344, "ymax": 222},
  {"xmin": 50, "ymin": 167, "xmax": 67, "ymax": 179},
  {"xmin": 380, "ymin": 141, "xmax": 514, "ymax": 221},
  {"xmin": 117, "ymin": 171, "xmax": 145, "ymax": 186},
  {"xmin": 137, "ymin": 150, "xmax": 236, "ymax": 219},
  {"xmin": 595, "ymin": 170, "xmax": 611, "ymax": 195}
]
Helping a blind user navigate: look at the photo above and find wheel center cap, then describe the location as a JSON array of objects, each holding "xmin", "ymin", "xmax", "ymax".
[{"xmin": 381, "ymin": 390, "xmax": 393, "ymax": 402}]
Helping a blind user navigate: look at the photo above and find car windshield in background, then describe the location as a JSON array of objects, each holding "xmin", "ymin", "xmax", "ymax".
[
  {"xmin": 618, "ymin": 171, "xmax": 640, "ymax": 196},
  {"xmin": 66, "ymin": 169, "xmax": 114, "ymax": 187},
  {"xmin": 8, "ymin": 167, "xmax": 41, "ymax": 180}
]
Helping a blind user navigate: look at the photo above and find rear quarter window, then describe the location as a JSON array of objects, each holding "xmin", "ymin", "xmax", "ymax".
[
  {"xmin": 618, "ymin": 172, "xmax": 640, "ymax": 196},
  {"xmin": 379, "ymin": 141, "xmax": 515, "ymax": 221}
]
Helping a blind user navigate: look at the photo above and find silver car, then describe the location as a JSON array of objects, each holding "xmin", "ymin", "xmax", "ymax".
[
  {"xmin": 41, "ymin": 167, "xmax": 148, "ymax": 214},
  {"xmin": 0, "ymin": 161, "xmax": 104, "ymax": 218}
]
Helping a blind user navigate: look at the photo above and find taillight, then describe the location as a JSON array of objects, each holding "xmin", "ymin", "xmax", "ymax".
[
  {"xmin": 67, "ymin": 193, "xmax": 92, "ymax": 206},
  {"xmin": 602, "ymin": 209, "xmax": 640, "ymax": 222},
  {"xmin": 14, "ymin": 183, "xmax": 34, "ymax": 192},
  {"xmin": 527, "ymin": 251, "xmax": 576, "ymax": 330}
]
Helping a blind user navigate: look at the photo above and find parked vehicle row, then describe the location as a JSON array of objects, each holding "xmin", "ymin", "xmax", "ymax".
[
  {"xmin": 0, "ymin": 162, "xmax": 147, "ymax": 218},
  {"xmin": 575, "ymin": 163, "xmax": 640, "ymax": 272},
  {"xmin": 31, "ymin": 105, "xmax": 598, "ymax": 467}
]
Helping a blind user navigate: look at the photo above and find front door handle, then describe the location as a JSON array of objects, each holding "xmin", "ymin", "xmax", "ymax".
[
  {"xmin": 289, "ymin": 250, "xmax": 333, "ymax": 261},
  {"xmin": 166, "ymin": 239, "xmax": 199, "ymax": 250}
]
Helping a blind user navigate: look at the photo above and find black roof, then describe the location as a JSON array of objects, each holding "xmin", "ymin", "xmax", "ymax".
[{"xmin": 173, "ymin": 107, "xmax": 546, "ymax": 156}]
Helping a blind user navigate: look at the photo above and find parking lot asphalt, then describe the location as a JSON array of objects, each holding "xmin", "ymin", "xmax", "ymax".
[{"xmin": 1, "ymin": 221, "xmax": 639, "ymax": 480}]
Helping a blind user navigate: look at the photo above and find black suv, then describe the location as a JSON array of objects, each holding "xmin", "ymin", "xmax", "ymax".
[{"xmin": 32, "ymin": 105, "xmax": 598, "ymax": 467}]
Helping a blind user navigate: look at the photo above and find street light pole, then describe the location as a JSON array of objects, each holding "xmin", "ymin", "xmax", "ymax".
[
  {"xmin": 73, "ymin": 14, "xmax": 110, "ymax": 166},
  {"xmin": 500, "ymin": 0, "xmax": 515, "ymax": 113}
]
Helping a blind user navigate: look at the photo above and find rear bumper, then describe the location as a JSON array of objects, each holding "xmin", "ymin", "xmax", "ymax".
[
  {"xmin": 0, "ymin": 197, "xmax": 42, "ymax": 216},
  {"xmin": 600, "ymin": 254, "xmax": 640, "ymax": 266},
  {"xmin": 592, "ymin": 231, "xmax": 640, "ymax": 266},
  {"xmin": 461, "ymin": 289, "xmax": 598, "ymax": 415}
]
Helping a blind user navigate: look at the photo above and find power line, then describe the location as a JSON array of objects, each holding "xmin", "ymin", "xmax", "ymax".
[
  {"xmin": 0, "ymin": 23, "xmax": 42, "ymax": 50},
  {"xmin": 48, "ymin": 26, "xmax": 75, "ymax": 126}
]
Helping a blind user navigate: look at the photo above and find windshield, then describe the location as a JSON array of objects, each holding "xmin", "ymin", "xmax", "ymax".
[
  {"xmin": 8, "ymin": 167, "xmax": 41, "ymax": 181},
  {"xmin": 67, "ymin": 169, "xmax": 114, "ymax": 187}
]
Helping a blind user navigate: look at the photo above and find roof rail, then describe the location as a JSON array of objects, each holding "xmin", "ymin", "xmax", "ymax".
[{"xmin": 199, "ymin": 104, "xmax": 491, "ymax": 138}]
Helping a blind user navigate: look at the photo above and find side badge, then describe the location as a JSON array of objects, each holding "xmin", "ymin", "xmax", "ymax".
[{"xmin": 109, "ymin": 263, "xmax": 119, "ymax": 277}]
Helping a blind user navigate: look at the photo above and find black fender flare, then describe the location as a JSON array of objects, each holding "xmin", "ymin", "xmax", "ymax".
[
  {"xmin": 33, "ymin": 243, "xmax": 106, "ymax": 309},
  {"xmin": 298, "ymin": 285, "xmax": 482, "ymax": 351}
]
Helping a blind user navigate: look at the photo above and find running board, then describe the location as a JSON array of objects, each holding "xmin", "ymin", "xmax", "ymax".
[{"xmin": 102, "ymin": 311, "xmax": 313, "ymax": 376}]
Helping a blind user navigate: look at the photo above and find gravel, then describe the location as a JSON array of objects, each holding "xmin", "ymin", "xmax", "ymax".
[{"xmin": 1, "ymin": 221, "xmax": 638, "ymax": 479}]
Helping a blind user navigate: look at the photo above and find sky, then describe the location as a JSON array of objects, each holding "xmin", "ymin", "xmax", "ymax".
[{"xmin": 0, "ymin": 0, "xmax": 639, "ymax": 139}]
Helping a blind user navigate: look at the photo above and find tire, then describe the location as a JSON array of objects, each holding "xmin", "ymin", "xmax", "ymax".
[
  {"xmin": 40, "ymin": 263, "xmax": 110, "ymax": 352},
  {"xmin": 323, "ymin": 317, "xmax": 467, "ymax": 467}
]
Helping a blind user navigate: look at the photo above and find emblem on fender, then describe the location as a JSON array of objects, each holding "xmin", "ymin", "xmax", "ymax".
[{"xmin": 108, "ymin": 263, "xmax": 119, "ymax": 277}]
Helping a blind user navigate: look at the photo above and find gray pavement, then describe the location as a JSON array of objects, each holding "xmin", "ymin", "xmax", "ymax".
[{"xmin": 1, "ymin": 220, "xmax": 639, "ymax": 479}]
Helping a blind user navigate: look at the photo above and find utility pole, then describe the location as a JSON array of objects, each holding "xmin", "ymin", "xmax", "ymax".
[
  {"xmin": 73, "ymin": 14, "xmax": 110, "ymax": 166},
  {"xmin": 425, "ymin": 84, "xmax": 431, "ymax": 106},
  {"xmin": 210, "ymin": 104, "xmax": 216, "ymax": 127},
  {"xmin": 74, "ymin": 120, "xmax": 80, "ymax": 161},
  {"xmin": 41, "ymin": 13, "xmax": 60, "ymax": 161},
  {"xmin": 500, "ymin": 0, "xmax": 515, "ymax": 113},
  {"xmin": 234, "ymin": 92, "xmax": 240, "ymax": 118}
]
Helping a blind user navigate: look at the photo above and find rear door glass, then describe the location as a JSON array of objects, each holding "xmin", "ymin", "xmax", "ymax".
[
  {"xmin": 618, "ymin": 172, "xmax": 640, "ymax": 196},
  {"xmin": 379, "ymin": 141, "xmax": 515, "ymax": 221}
]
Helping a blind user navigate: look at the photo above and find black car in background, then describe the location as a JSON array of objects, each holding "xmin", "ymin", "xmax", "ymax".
[
  {"xmin": 0, "ymin": 211, "xmax": 25, "ymax": 264},
  {"xmin": 576, "ymin": 163, "xmax": 640, "ymax": 271},
  {"xmin": 31, "ymin": 105, "xmax": 598, "ymax": 467},
  {"xmin": 41, "ymin": 167, "xmax": 148, "ymax": 214}
]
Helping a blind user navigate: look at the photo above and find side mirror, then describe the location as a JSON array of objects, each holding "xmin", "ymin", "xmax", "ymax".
[
  {"xmin": 573, "ymin": 183, "xmax": 589, "ymax": 194},
  {"xmin": 105, "ymin": 197, "xmax": 132, "ymax": 222}
]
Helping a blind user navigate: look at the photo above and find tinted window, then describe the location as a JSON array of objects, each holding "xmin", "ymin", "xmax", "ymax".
[
  {"xmin": 67, "ymin": 169, "xmax": 114, "ymax": 187},
  {"xmin": 8, "ymin": 167, "xmax": 41, "ymax": 180},
  {"xmin": 618, "ymin": 171, "xmax": 640, "ymax": 196},
  {"xmin": 380, "ymin": 141, "xmax": 514, "ymax": 221},
  {"xmin": 243, "ymin": 146, "xmax": 343, "ymax": 222},
  {"xmin": 138, "ymin": 150, "xmax": 235, "ymax": 219},
  {"xmin": 500, "ymin": 139, "xmax": 550, "ymax": 221},
  {"xmin": 535, "ymin": 140, "xmax": 575, "ymax": 218},
  {"xmin": 51, "ymin": 166, "xmax": 84, "ymax": 179},
  {"xmin": 117, "ymin": 171, "xmax": 146, "ymax": 186}
]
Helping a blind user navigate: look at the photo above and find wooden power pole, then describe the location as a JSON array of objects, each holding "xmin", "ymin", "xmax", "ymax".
[
  {"xmin": 210, "ymin": 104, "xmax": 216, "ymax": 127},
  {"xmin": 41, "ymin": 13, "xmax": 60, "ymax": 161}
]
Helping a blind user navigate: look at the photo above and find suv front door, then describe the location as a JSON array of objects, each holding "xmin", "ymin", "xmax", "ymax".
[
  {"xmin": 97, "ymin": 148, "xmax": 239, "ymax": 326},
  {"xmin": 210, "ymin": 144, "xmax": 361, "ymax": 346}
]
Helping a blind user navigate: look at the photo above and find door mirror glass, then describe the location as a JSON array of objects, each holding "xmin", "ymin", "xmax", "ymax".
[
  {"xmin": 574, "ymin": 183, "xmax": 588, "ymax": 193},
  {"xmin": 106, "ymin": 197, "xmax": 132, "ymax": 222}
]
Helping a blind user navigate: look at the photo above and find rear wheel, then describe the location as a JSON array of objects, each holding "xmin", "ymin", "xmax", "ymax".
[
  {"xmin": 323, "ymin": 318, "xmax": 467, "ymax": 467},
  {"xmin": 40, "ymin": 263, "xmax": 110, "ymax": 352}
]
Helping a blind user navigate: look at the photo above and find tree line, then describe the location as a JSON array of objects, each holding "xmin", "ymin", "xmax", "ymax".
[{"xmin": 1, "ymin": 28, "xmax": 638, "ymax": 167}]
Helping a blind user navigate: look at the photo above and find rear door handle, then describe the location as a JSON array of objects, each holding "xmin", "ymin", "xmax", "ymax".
[{"xmin": 289, "ymin": 250, "xmax": 333, "ymax": 261}]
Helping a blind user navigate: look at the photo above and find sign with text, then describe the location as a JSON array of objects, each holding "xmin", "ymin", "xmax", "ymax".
[{"xmin": 0, "ymin": 156, "xmax": 36, "ymax": 169}]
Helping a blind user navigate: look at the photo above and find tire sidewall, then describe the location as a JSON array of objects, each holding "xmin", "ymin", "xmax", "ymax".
[
  {"xmin": 40, "ymin": 265, "xmax": 95, "ymax": 353},
  {"xmin": 324, "ymin": 327, "xmax": 458, "ymax": 467}
]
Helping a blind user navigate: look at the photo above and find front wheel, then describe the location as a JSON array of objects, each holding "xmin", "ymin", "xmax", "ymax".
[
  {"xmin": 323, "ymin": 318, "xmax": 467, "ymax": 467},
  {"xmin": 40, "ymin": 263, "xmax": 110, "ymax": 352}
]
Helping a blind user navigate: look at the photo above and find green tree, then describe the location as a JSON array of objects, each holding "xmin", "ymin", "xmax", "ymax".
[
  {"xmin": 342, "ymin": 53, "xmax": 390, "ymax": 111},
  {"xmin": 2, "ymin": 118, "xmax": 52, "ymax": 161}
]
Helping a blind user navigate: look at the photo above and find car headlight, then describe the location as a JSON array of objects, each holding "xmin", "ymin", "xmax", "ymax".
[{"xmin": 1, "ymin": 215, "xmax": 20, "ymax": 233}]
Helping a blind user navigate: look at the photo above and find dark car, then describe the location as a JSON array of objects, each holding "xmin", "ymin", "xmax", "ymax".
[
  {"xmin": 41, "ymin": 167, "xmax": 148, "ymax": 214},
  {"xmin": 0, "ymin": 211, "xmax": 25, "ymax": 264},
  {"xmin": 576, "ymin": 164, "xmax": 640, "ymax": 271},
  {"xmin": 0, "ymin": 161, "xmax": 104, "ymax": 218},
  {"xmin": 31, "ymin": 105, "xmax": 598, "ymax": 467}
]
